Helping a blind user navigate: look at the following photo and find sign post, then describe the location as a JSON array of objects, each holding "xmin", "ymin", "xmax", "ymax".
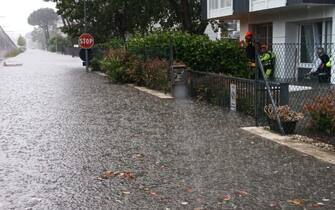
[
  {"xmin": 230, "ymin": 84, "xmax": 237, "ymax": 112},
  {"xmin": 79, "ymin": 33, "xmax": 94, "ymax": 72}
]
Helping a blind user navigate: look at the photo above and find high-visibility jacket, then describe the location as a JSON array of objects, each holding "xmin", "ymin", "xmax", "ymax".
[
  {"xmin": 319, "ymin": 54, "xmax": 331, "ymax": 77},
  {"xmin": 260, "ymin": 51, "xmax": 275, "ymax": 78}
]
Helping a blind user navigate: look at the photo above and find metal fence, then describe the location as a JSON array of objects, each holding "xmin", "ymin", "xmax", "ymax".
[
  {"xmin": 266, "ymin": 43, "xmax": 335, "ymax": 134},
  {"xmin": 178, "ymin": 43, "xmax": 335, "ymax": 136},
  {"xmin": 186, "ymin": 70, "xmax": 289, "ymax": 122},
  {"xmin": 94, "ymin": 40, "xmax": 334, "ymax": 136}
]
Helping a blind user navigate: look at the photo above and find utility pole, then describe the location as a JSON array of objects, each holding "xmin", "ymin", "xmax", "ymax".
[
  {"xmin": 84, "ymin": 0, "xmax": 89, "ymax": 72},
  {"xmin": 75, "ymin": 0, "xmax": 89, "ymax": 72}
]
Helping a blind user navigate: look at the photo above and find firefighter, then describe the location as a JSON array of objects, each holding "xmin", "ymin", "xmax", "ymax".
[
  {"xmin": 260, "ymin": 44, "xmax": 275, "ymax": 80},
  {"xmin": 307, "ymin": 47, "xmax": 332, "ymax": 83},
  {"xmin": 240, "ymin": 31, "xmax": 256, "ymax": 63}
]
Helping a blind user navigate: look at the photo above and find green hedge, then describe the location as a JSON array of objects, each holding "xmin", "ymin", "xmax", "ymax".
[{"xmin": 127, "ymin": 31, "xmax": 250, "ymax": 78}]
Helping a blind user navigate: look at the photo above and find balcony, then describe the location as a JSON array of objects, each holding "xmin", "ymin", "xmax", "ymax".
[
  {"xmin": 206, "ymin": 0, "xmax": 249, "ymax": 19},
  {"xmin": 250, "ymin": 0, "xmax": 287, "ymax": 12}
]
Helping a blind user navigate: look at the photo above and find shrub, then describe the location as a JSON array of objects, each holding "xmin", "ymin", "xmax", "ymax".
[
  {"xmin": 142, "ymin": 59, "xmax": 170, "ymax": 92},
  {"xmin": 5, "ymin": 48, "xmax": 23, "ymax": 58},
  {"xmin": 91, "ymin": 38, "xmax": 125, "ymax": 72},
  {"xmin": 127, "ymin": 31, "xmax": 250, "ymax": 78},
  {"xmin": 90, "ymin": 57, "xmax": 102, "ymax": 72},
  {"xmin": 304, "ymin": 92, "xmax": 335, "ymax": 135},
  {"xmin": 100, "ymin": 48, "xmax": 131, "ymax": 83},
  {"xmin": 127, "ymin": 57, "xmax": 145, "ymax": 86}
]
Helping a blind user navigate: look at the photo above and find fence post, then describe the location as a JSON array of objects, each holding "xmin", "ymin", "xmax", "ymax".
[{"xmin": 279, "ymin": 83, "xmax": 289, "ymax": 106}]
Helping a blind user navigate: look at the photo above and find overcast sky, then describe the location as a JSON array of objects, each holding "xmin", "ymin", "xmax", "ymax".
[{"xmin": 0, "ymin": 0, "xmax": 56, "ymax": 38}]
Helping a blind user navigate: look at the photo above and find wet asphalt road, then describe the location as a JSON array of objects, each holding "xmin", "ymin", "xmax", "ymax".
[{"xmin": 0, "ymin": 50, "xmax": 334, "ymax": 210}]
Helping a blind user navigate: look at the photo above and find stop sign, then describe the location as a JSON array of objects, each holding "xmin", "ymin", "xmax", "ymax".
[{"xmin": 79, "ymin": 33, "xmax": 94, "ymax": 49}]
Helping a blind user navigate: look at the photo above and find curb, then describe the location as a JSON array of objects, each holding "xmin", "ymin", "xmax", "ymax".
[
  {"xmin": 127, "ymin": 84, "xmax": 174, "ymax": 99},
  {"xmin": 241, "ymin": 127, "xmax": 335, "ymax": 165}
]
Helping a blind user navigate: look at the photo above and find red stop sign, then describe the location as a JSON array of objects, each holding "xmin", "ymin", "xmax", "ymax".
[{"xmin": 79, "ymin": 33, "xmax": 94, "ymax": 49}]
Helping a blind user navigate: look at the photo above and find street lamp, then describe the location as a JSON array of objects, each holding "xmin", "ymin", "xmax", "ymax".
[{"xmin": 75, "ymin": 0, "xmax": 89, "ymax": 72}]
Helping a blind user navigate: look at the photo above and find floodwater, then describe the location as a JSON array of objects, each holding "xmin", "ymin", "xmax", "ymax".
[{"xmin": 0, "ymin": 50, "xmax": 334, "ymax": 209}]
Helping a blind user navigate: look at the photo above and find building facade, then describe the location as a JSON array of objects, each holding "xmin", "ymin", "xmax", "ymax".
[
  {"xmin": 203, "ymin": 0, "xmax": 335, "ymax": 83},
  {"xmin": 0, "ymin": 25, "xmax": 17, "ymax": 58}
]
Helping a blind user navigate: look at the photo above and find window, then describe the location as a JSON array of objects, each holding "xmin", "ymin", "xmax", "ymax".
[
  {"xmin": 209, "ymin": 0, "xmax": 232, "ymax": 10},
  {"xmin": 252, "ymin": 23, "xmax": 273, "ymax": 48},
  {"xmin": 221, "ymin": 0, "xmax": 232, "ymax": 8},
  {"xmin": 300, "ymin": 20, "xmax": 332, "ymax": 63}
]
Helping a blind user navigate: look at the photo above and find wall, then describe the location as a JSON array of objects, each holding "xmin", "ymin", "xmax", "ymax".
[
  {"xmin": 239, "ymin": 5, "xmax": 335, "ymax": 83},
  {"xmin": 0, "ymin": 26, "xmax": 17, "ymax": 58}
]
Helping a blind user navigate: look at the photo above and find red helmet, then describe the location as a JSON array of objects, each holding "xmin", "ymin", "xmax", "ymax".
[{"xmin": 245, "ymin": 31, "xmax": 253, "ymax": 37}]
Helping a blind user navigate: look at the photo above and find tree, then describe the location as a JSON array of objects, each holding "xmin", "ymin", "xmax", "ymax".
[
  {"xmin": 45, "ymin": 0, "xmax": 213, "ymax": 42},
  {"xmin": 17, "ymin": 35, "xmax": 27, "ymax": 47},
  {"xmin": 28, "ymin": 8, "xmax": 58, "ymax": 47},
  {"xmin": 31, "ymin": 28, "xmax": 47, "ymax": 49},
  {"xmin": 158, "ymin": 0, "xmax": 211, "ymax": 34}
]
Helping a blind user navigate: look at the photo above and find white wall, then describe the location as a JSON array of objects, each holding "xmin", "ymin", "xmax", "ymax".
[
  {"xmin": 239, "ymin": 5, "xmax": 335, "ymax": 83},
  {"xmin": 250, "ymin": 0, "xmax": 287, "ymax": 12}
]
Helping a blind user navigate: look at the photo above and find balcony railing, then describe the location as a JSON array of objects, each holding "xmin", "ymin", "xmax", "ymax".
[
  {"xmin": 250, "ymin": 0, "xmax": 286, "ymax": 12},
  {"xmin": 207, "ymin": 0, "xmax": 233, "ymax": 19}
]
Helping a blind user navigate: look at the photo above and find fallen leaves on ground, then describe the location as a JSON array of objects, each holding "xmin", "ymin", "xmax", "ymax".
[
  {"xmin": 99, "ymin": 170, "xmax": 115, "ymax": 179},
  {"xmin": 132, "ymin": 153, "xmax": 145, "ymax": 160},
  {"xmin": 269, "ymin": 202, "xmax": 279, "ymax": 208},
  {"xmin": 149, "ymin": 191, "xmax": 159, "ymax": 197},
  {"xmin": 287, "ymin": 199, "xmax": 305, "ymax": 206},
  {"xmin": 118, "ymin": 171, "xmax": 136, "ymax": 180},
  {"xmin": 186, "ymin": 187, "xmax": 193, "ymax": 193},
  {"xmin": 235, "ymin": 190, "xmax": 248, "ymax": 197},
  {"xmin": 312, "ymin": 202, "xmax": 326, "ymax": 208},
  {"xmin": 223, "ymin": 195, "xmax": 232, "ymax": 202},
  {"xmin": 99, "ymin": 170, "xmax": 135, "ymax": 180}
]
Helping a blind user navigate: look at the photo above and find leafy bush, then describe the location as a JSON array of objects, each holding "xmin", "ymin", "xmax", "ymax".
[
  {"xmin": 304, "ymin": 92, "xmax": 335, "ymax": 135},
  {"xmin": 100, "ymin": 49, "xmax": 131, "ymax": 83},
  {"xmin": 5, "ymin": 48, "xmax": 23, "ymax": 58},
  {"xmin": 127, "ymin": 31, "xmax": 250, "ymax": 78},
  {"xmin": 127, "ymin": 57, "xmax": 145, "ymax": 86},
  {"xmin": 91, "ymin": 38, "xmax": 125, "ymax": 72},
  {"xmin": 48, "ymin": 35, "xmax": 72, "ymax": 53},
  {"xmin": 142, "ymin": 59, "xmax": 170, "ymax": 92},
  {"xmin": 90, "ymin": 57, "xmax": 102, "ymax": 72}
]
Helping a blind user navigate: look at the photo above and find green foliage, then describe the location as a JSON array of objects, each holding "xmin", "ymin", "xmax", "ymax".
[
  {"xmin": 17, "ymin": 35, "xmax": 27, "ymax": 47},
  {"xmin": 100, "ymin": 49, "xmax": 132, "ymax": 83},
  {"xmin": 31, "ymin": 28, "xmax": 47, "ymax": 49},
  {"xmin": 46, "ymin": 0, "xmax": 214, "ymax": 42},
  {"xmin": 28, "ymin": 8, "xmax": 58, "ymax": 45},
  {"xmin": 128, "ymin": 32, "xmax": 249, "ymax": 78},
  {"xmin": 5, "ymin": 48, "xmax": 23, "ymax": 58},
  {"xmin": 90, "ymin": 58, "xmax": 103, "ymax": 72},
  {"xmin": 48, "ymin": 35, "xmax": 72, "ymax": 52},
  {"xmin": 142, "ymin": 59, "xmax": 170, "ymax": 92},
  {"xmin": 304, "ymin": 92, "xmax": 335, "ymax": 135}
]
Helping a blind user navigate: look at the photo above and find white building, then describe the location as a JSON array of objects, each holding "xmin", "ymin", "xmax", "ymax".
[
  {"xmin": 203, "ymin": 0, "xmax": 335, "ymax": 83},
  {"xmin": 0, "ymin": 25, "xmax": 17, "ymax": 58}
]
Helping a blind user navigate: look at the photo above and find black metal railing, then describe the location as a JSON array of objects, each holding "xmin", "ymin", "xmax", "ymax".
[{"xmin": 187, "ymin": 70, "xmax": 288, "ymax": 122}]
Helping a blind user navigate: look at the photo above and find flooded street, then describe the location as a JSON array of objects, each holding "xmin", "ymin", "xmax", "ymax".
[{"xmin": 0, "ymin": 50, "xmax": 334, "ymax": 209}]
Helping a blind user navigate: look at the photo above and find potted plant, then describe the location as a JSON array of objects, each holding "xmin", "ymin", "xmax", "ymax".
[{"xmin": 264, "ymin": 104, "xmax": 304, "ymax": 134}]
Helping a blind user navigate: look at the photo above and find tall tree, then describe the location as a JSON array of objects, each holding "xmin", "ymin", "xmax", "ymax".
[
  {"xmin": 17, "ymin": 35, "xmax": 27, "ymax": 47},
  {"xmin": 45, "ymin": 0, "xmax": 212, "ymax": 42},
  {"xmin": 28, "ymin": 8, "xmax": 58, "ymax": 47},
  {"xmin": 31, "ymin": 28, "xmax": 47, "ymax": 49}
]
